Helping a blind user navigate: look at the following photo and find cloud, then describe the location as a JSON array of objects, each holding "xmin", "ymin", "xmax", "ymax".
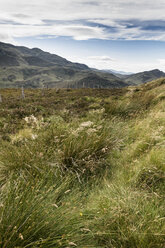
[
  {"xmin": 76, "ymin": 55, "xmax": 116, "ymax": 69},
  {"xmin": 91, "ymin": 56, "xmax": 114, "ymax": 62},
  {"xmin": 1, "ymin": 0, "xmax": 165, "ymax": 42},
  {"xmin": 73, "ymin": 55, "xmax": 165, "ymax": 73},
  {"xmin": 0, "ymin": 23, "xmax": 109, "ymax": 40},
  {"xmin": 157, "ymin": 59, "xmax": 165, "ymax": 67},
  {"xmin": 0, "ymin": 33, "xmax": 17, "ymax": 44}
]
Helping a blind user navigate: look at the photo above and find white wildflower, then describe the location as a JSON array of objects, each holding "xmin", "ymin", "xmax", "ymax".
[
  {"xmin": 68, "ymin": 242, "xmax": 77, "ymax": 246},
  {"xmin": 64, "ymin": 189, "xmax": 71, "ymax": 194},
  {"xmin": 87, "ymin": 128, "xmax": 97, "ymax": 134},
  {"xmin": 31, "ymin": 134, "xmax": 38, "ymax": 140},
  {"xmin": 23, "ymin": 115, "xmax": 44, "ymax": 129},
  {"xmin": 89, "ymin": 108, "xmax": 105, "ymax": 115},
  {"xmin": 19, "ymin": 233, "xmax": 24, "ymax": 240},
  {"xmin": 80, "ymin": 121, "xmax": 93, "ymax": 127},
  {"xmin": 52, "ymin": 203, "xmax": 58, "ymax": 208},
  {"xmin": 24, "ymin": 114, "xmax": 37, "ymax": 124},
  {"xmin": 96, "ymin": 125, "xmax": 103, "ymax": 130}
]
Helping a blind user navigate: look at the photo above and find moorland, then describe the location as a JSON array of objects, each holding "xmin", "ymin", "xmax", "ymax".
[{"xmin": 0, "ymin": 78, "xmax": 164, "ymax": 247}]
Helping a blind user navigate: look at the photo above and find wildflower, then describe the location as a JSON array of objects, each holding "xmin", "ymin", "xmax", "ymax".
[
  {"xmin": 96, "ymin": 125, "xmax": 102, "ymax": 130},
  {"xmin": 24, "ymin": 115, "xmax": 37, "ymax": 124},
  {"xmin": 87, "ymin": 128, "xmax": 97, "ymax": 134},
  {"xmin": 89, "ymin": 108, "xmax": 105, "ymax": 115},
  {"xmin": 68, "ymin": 242, "xmax": 77, "ymax": 246},
  {"xmin": 52, "ymin": 203, "xmax": 58, "ymax": 208},
  {"xmin": 80, "ymin": 212, "xmax": 83, "ymax": 216},
  {"xmin": 23, "ymin": 115, "xmax": 43, "ymax": 129},
  {"xmin": 65, "ymin": 189, "xmax": 71, "ymax": 194},
  {"xmin": 80, "ymin": 121, "xmax": 93, "ymax": 127},
  {"xmin": 101, "ymin": 147, "xmax": 108, "ymax": 153},
  {"xmin": 19, "ymin": 233, "xmax": 24, "ymax": 240},
  {"xmin": 31, "ymin": 134, "xmax": 38, "ymax": 140}
]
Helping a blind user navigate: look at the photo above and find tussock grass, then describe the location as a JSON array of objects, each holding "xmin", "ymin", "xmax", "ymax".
[
  {"xmin": 82, "ymin": 183, "xmax": 165, "ymax": 248},
  {"xmin": 0, "ymin": 79, "xmax": 164, "ymax": 247},
  {"xmin": 0, "ymin": 174, "xmax": 86, "ymax": 248}
]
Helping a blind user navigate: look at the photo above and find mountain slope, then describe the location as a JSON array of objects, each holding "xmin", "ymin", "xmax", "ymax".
[
  {"xmin": 0, "ymin": 41, "xmax": 127, "ymax": 89},
  {"xmin": 0, "ymin": 41, "xmax": 88, "ymax": 69},
  {"xmin": 124, "ymin": 69, "xmax": 165, "ymax": 85}
]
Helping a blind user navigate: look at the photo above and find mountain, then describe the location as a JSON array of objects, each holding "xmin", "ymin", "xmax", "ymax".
[
  {"xmin": 124, "ymin": 69, "xmax": 165, "ymax": 85},
  {"xmin": 0, "ymin": 41, "xmax": 127, "ymax": 89},
  {"xmin": 110, "ymin": 69, "xmax": 133, "ymax": 75},
  {"xmin": 1, "ymin": 41, "xmax": 163, "ymax": 89},
  {"xmin": 103, "ymin": 69, "xmax": 133, "ymax": 76},
  {"xmin": 0, "ymin": 41, "xmax": 88, "ymax": 69}
]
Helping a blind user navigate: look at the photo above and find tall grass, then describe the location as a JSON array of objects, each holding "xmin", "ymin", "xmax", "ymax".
[{"xmin": 0, "ymin": 80, "xmax": 164, "ymax": 247}]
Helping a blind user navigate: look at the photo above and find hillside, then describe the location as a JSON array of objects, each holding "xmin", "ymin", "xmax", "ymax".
[
  {"xmin": 0, "ymin": 79, "xmax": 164, "ymax": 247},
  {"xmin": 0, "ymin": 41, "xmax": 88, "ymax": 68},
  {"xmin": 124, "ymin": 69, "xmax": 165, "ymax": 85},
  {"xmin": 0, "ymin": 41, "xmax": 127, "ymax": 89}
]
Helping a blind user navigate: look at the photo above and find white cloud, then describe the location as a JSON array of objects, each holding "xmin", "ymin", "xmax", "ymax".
[
  {"xmin": 73, "ymin": 55, "xmax": 165, "ymax": 73},
  {"xmin": 74, "ymin": 55, "xmax": 116, "ymax": 70},
  {"xmin": 0, "ymin": 23, "xmax": 109, "ymax": 40},
  {"xmin": 0, "ymin": 32, "xmax": 18, "ymax": 44},
  {"xmin": 78, "ymin": 55, "xmax": 115, "ymax": 68},
  {"xmin": 88, "ymin": 56, "xmax": 115, "ymax": 62},
  {"xmin": 1, "ymin": 0, "xmax": 165, "ymax": 42},
  {"xmin": 157, "ymin": 59, "xmax": 165, "ymax": 68}
]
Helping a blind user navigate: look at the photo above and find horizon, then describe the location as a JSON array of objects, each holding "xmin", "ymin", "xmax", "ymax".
[{"xmin": 1, "ymin": 1, "xmax": 165, "ymax": 73}]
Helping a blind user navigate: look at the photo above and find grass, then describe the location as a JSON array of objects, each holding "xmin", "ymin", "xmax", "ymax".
[{"xmin": 0, "ymin": 78, "xmax": 164, "ymax": 247}]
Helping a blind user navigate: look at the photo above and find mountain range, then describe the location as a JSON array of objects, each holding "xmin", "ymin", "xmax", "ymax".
[
  {"xmin": 0, "ymin": 41, "xmax": 165, "ymax": 88},
  {"xmin": 124, "ymin": 69, "xmax": 165, "ymax": 85}
]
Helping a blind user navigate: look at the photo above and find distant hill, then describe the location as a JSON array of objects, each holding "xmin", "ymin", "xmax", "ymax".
[
  {"xmin": 1, "ymin": 42, "xmax": 164, "ymax": 88},
  {"xmin": 74, "ymin": 73, "xmax": 126, "ymax": 88},
  {"xmin": 124, "ymin": 69, "xmax": 165, "ymax": 85},
  {"xmin": 0, "ymin": 41, "xmax": 127, "ymax": 89},
  {"xmin": 102, "ymin": 69, "xmax": 133, "ymax": 77}
]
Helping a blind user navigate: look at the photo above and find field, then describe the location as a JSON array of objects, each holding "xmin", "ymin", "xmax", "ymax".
[{"xmin": 0, "ymin": 79, "xmax": 165, "ymax": 247}]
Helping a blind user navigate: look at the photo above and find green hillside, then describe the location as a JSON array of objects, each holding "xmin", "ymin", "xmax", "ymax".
[
  {"xmin": 0, "ymin": 42, "xmax": 126, "ymax": 89},
  {"xmin": 124, "ymin": 69, "xmax": 165, "ymax": 85},
  {"xmin": 0, "ymin": 78, "xmax": 164, "ymax": 247}
]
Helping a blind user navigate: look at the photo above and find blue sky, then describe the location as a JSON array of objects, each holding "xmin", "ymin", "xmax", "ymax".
[{"xmin": 1, "ymin": 0, "xmax": 165, "ymax": 72}]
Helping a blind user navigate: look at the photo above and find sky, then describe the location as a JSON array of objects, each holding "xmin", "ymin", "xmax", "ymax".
[{"xmin": 1, "ymin": 0, "xmax": 165, "ymax": 72}]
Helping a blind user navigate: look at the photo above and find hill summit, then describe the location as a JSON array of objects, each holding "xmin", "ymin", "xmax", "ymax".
[{"xmin": 124, "ymin": 69, "xmax": 165, "ymax": 85}]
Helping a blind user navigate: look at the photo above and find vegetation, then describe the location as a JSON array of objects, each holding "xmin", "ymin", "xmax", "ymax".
[
  {"xmin": 0, "ymin": 41, "xmax": 126, "ymax": 89},
  {"xmin": 0, "ymin": 78, "xmax": 164, "ymax": 247}
]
